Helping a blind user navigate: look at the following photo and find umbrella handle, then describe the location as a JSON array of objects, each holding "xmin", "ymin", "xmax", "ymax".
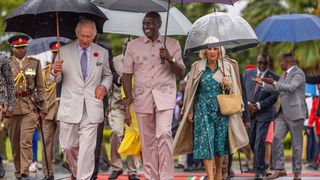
[{"xmin": 56, "ymin": 11, "xmax": 61, "ymax": 60}]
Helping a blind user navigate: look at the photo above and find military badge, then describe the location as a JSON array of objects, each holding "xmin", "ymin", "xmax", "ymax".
[{"xmin": 25, "ymin": 68, "xmax": 36, "ymax": 75}]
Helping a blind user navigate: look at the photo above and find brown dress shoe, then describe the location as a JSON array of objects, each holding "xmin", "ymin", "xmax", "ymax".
[
  {"xmin": 267, "ymin": 170, "xmax": 287, "ymax": 179},
  {"xmin": 293, "ymin": 173, "xmax": 301, "ymax": 180}
]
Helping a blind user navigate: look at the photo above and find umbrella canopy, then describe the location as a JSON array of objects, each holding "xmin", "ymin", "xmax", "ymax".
[
  {"xmin": 27, "ymin": 37, "xmax": 71, "ymax": 56},
  {"xmin": 100, "ymin": 7, "xmax": 191, "ymax": 36},
  {"xmin": 170, "ymin": 0, "xmax": 238, "ymax": 4},
  {"xmin": 255, "ymin": 14, "xmax": 320, "ymax": 42},
  {"xmin": 92, "ymin": 0, "xmax": 168, "ymax": 12},
  {"xmin": 5, "ymin": 0, "xmax": 108, "ymax": 39},
  {"xmin": 184, "ymin": 12, "xmax": 258, "ymax": 56}
]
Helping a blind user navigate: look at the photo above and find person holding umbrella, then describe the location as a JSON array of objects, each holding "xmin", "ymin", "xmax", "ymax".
[
  {"xmin": 122, "ymin": 11, "xmax": 185, "ymax": 180},
  {"xmin": 5, "ymin": 35, "xmax": 47, "ymax": 180},
  {"xmin": 53, "ymin": 18, "xmax": 112, "ymax": 180}
]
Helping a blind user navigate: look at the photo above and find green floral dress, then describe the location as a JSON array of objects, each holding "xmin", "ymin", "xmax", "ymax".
[{"xmin": 193, "ymin": 65, "xmax": 229, "ymax": 160}]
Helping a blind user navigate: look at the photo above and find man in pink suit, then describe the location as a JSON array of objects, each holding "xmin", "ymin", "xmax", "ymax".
[{"xmin": 122, "ymin": 11, "xmax": 185, "ymax": 180}]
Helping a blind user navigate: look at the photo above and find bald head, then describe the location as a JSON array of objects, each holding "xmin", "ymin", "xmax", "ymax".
[{"xmin": 280, "ymin": 53, "xmax": 296, "ymax": 71}]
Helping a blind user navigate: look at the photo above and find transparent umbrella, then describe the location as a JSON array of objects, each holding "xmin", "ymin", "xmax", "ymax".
[
  {"xmin": 184, "ymin": 12, "xmax": 258, "ymax": 56},
  {"xmin": 99, "ymin": 6, "xmax": 191, "ymax": 36}
]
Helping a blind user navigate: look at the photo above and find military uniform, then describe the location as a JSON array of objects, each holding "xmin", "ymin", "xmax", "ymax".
[
  {"xmin": 41, "ymin": 64, "xmax": 59, "ymax": 178},
  {"xmin": 5, "ymin": 35, "xmax": 47, "ymax": 179}
]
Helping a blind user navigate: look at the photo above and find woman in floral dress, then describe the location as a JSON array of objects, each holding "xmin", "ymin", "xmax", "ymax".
[{"xmin": 186, "ymin": 45, "xmax": 235, "ymax": 180}]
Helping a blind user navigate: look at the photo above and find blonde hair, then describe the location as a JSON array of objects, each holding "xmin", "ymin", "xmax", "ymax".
[{"xmin": 199, "ymin": 46, "xmax": 226, "ymax": 60}]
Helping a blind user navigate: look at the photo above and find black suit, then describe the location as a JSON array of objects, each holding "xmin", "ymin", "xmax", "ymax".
[
  {"xmin": 306, "ymin": 75, "xmax": 320, "ymax": 116},
  {"xmin": 243, "ymin": 69, "xmax": 279, "ymax": 175}
]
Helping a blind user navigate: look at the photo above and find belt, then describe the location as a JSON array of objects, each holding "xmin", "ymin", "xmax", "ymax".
[{"xmin": 15, "ymin": 90, "xmax": 33, "ymax": 98}]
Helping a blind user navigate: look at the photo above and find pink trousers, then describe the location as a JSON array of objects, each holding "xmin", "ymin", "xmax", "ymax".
[{"xmin": 135, "ymin": 109, "xmax": 174, "ymax": 180}]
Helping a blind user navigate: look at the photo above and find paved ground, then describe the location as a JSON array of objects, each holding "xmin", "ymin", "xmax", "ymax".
[{"xmin": 1, "ymin": 160, "xmax": 320, "ymax": 180}]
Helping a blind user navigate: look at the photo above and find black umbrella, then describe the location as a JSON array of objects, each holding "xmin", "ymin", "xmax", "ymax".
[
  {"xmin": 5, "ymin": 0, "xmax": 108, "ymax": 39},
  {"xmin": 92, "ymin": 0, "xmax": 168, "ymax": 12}
]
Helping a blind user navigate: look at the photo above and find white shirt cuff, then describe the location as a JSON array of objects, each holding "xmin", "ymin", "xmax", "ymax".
[{"xmin": 256, "ymin": 102, "xmax": 261, "ymax": 110}]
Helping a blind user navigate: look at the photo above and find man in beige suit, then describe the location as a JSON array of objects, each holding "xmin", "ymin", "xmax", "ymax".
[
  {"xmin": 108, "ymin": 38, "xmax": 140, "ymax": 180},
  {"xmin": 123, "ymin": 12, "xmax": 185, "ymax": 180},
  {"xmin": 53, "ymin": 19, "xmax": 112, "ymax": 180}
]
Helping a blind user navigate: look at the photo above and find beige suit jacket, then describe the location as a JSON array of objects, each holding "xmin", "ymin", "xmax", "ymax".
[{"xmin": 55, "ymin": 41, "xmax": 112, "ymax": 124}]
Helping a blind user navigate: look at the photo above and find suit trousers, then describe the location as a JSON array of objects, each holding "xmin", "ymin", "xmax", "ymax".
[
  {"xmin": 109, "ymin": 108, "xmax": 139, "ymax": 174},
  {"xmin": 249, "ymin": 118, "xmax": 270, "ymax": 174},
  {"xmin": 136, "ymin": 109, "xmax": 174, "ymax": 180},
  {"xmin": 42, "ymin": 119, "xmax": 58, "ymax": 176},
  {"xmin": 59, "ymin": 106, "xmax": 99, "ymax": 180},
  {"xmin": 271, "ymin": 113, "xmax": 304, "ymax": 174},
  {"xmin": 92, "ymin": 120, "xmax": 104, "ymax": 180},
  {"xmin": 6, "ymin": 113, "xmax": 37, "ymax": 178}
]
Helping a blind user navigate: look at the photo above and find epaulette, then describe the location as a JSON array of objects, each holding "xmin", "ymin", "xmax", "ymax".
[{"xmin": 27, "ymin": 56, "xmax": 40, "ymax": 62}]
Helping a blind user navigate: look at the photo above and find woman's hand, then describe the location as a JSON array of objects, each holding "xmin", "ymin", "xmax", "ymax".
[
  {"xmin": 221, "ymin": 77, "xmax": 233, "ymax": 89},
  {"xmin": 188, "ymin": 109, "xmax": 194, "ymax": 122}
]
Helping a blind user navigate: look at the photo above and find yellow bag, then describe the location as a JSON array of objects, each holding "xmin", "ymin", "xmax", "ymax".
[
  {"xmin": 216, "ymin": 86, "xmax": 242, "ymax": 116},
  {"xmin": 118, "ymin": 105, "xmax": 141, "ymax": 156},
  {"xmin": 118, "ymin": 79, "xmax": 141, "ymax": 156}
]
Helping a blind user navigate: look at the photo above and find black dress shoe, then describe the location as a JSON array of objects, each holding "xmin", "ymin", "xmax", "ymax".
[
  {"xmin": 183, "ymin": 166, "xmax": 194, "ymax": 172},
  {"xmin": 128, "ymin": 174, "xmax": 140, "ymax": 180},
  {"xmin": 0, "ymin": 162, "xmax": 5, "ymax": 178},
  {"xmin": 40, "ymin": 175, "xmax": 54, "ymax": 180},
  {"xmin": 255, "ymin": 173, "xmax": 264, "ymax": 180},
  {"xmin": 108, "ymin": 170, "xmax": 123, "ymax": 179}
]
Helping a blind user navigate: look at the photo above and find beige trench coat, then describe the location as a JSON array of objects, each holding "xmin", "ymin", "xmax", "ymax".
[{"xmin": 173, "ymin": 58, "xmax": 249, "ymax": 155}]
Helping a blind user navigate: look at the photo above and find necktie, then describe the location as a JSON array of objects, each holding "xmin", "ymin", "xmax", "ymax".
[
  {"xmin": 252, "ymin": 73, "xmax": 262, "ymax": 102},
  {"xmin": 80, "ymin": 48, "xmax": 88, "ymax": 80},
  {"xmin": 284, "ymin": 72, "xmax": 288, "ymax": 80}
]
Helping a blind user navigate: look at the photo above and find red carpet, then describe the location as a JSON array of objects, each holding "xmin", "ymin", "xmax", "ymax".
[{"xmin": 94, "ymin": 173, "xmax": 320, "ymax": 179}]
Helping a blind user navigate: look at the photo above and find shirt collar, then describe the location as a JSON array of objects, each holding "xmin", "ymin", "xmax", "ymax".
[
  {"xmin": 257, "ymin": 68, "xmax": 268, "ymax": 77},
  {"xmin": 143, "ymin": 35, "xmax": 164, "ymax": 44},
  {"xmin": 286, "ymin": 65, "xmax": 295, "ymax": 74}
]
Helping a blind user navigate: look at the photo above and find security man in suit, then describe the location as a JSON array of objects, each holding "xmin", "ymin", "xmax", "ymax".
[
  {"xmin": 40, "ymin": 41, "xmax": 65, "ymax": 180},
  {"xmin": 6, "ymin": 35, "xmax": 47, "ymax": 180}
]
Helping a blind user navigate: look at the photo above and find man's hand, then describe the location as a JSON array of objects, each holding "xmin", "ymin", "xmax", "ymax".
[
  {"xmin": 53, "ymin": 60, "xmax": 63, "ymax": 74},
  {"xmin": 245, "ymin": 122, "xmax": 251, "ymax": 130},
  {"xmin": 248, "ymin": 103, "xmax": 258, "ymax": 117},
  {"xmin": 262, "ymin": 75, "xmax": 275, "ymax": 85},
  {"xmin": 5, "ymin": 110, "xmax": 13, "ymax": 118},
  {"xmin": 124, "ymin": 110, "xmax": 131, "ymax": 126},
  {"xmin": 159, "ymin": 46, "xmax": 173, "ymax": 63},
  {"xmin": 252, "ymin": 77, "xmax": 263, "ymax": 85},
  {"xmin": 95, "ymin": 85, "xmax": 106, "ymax": 100},
  {"xmin": 38, "ymin": 112, "xmax": 46, "ymax": 123}
]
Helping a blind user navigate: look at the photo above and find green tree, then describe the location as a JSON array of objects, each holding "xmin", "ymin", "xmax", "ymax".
[
  {"xmin": 238, "ymin": 0, "xmax": 320, "ymax": 73},
  {"xmin": 0, "ymin": 0, "xmax": 26, "ymax": 35}
]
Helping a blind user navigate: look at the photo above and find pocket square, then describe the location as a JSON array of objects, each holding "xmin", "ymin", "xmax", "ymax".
[{"xmin": 96, "ymin": 62, "xmax": 103, "ymax": 66}]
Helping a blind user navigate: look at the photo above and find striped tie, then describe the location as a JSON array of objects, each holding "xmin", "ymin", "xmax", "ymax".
[{"xmin": 80, "ymin": 48, "xmax": 87, "ymax": 80}]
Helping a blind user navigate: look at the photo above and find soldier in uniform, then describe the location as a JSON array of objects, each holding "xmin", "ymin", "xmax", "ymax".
[
  {"xmin": 0, "ymin": 52, "xmax": 16, "ymax": 178},
  {"xmin": 6, "ymin": 35, "xmax": 47, "ymax": 180},
  {"xmin": 40, "ymin": 41, "xmax": 65, "ymax": 180}
]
